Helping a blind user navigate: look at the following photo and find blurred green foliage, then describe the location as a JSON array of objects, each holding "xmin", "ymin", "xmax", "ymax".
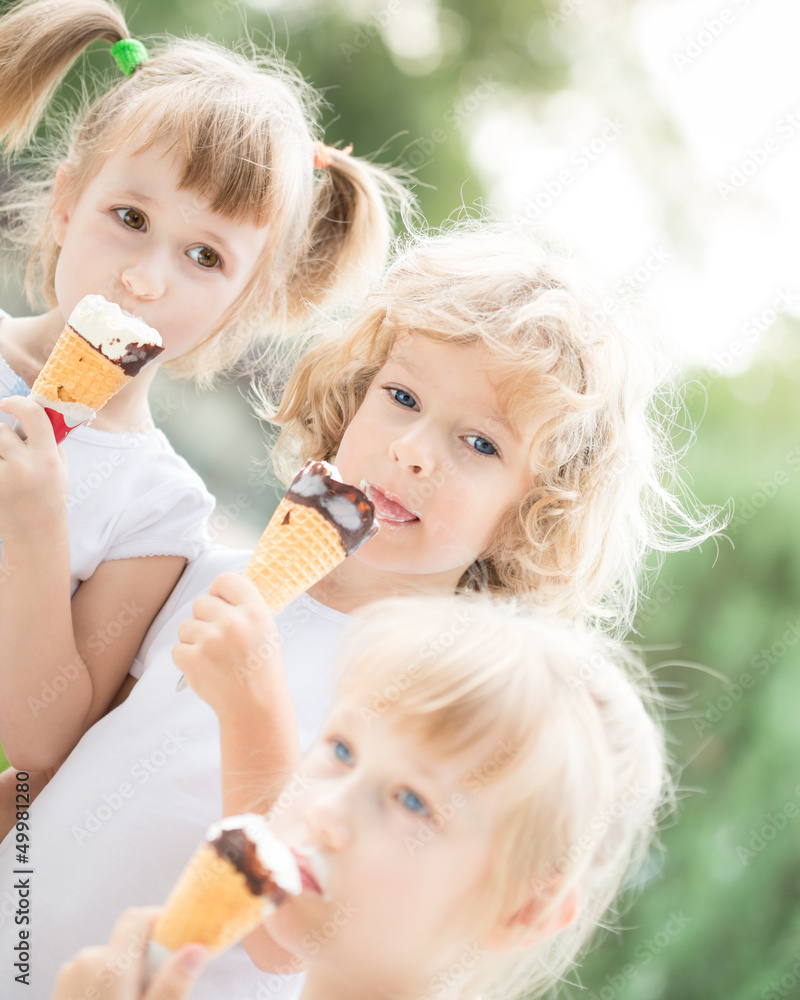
[
  {"xmin": 0, "ymin": 1, "xmax": 797, "ymax": 998},
  {"xmin": 570, "ymin": 325, "xmax": 800, "ymax": 1000}
]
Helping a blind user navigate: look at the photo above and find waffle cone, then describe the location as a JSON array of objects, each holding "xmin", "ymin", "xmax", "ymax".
[
  {"xmin": 152, "ymin": 843, "xmax": 266, "ymax": 955},
  {"xmin": 243, "ymin": 498, "xmax": 347, "ymax": 611},
  {"xmin": 31, "ymin": 325, "xmax": 129, "ymax": 411}
]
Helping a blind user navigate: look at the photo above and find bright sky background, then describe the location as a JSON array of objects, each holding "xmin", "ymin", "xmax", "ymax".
[
  {"xmin": 466, "ymin": 0, "xmax": 800, "ymax": 369},
  {"xmin": 248, "ymin": 0, "xmax": 798, "ymax": 369}
]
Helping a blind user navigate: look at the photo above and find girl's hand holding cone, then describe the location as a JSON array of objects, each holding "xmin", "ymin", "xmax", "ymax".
[
  {"xmin": 0, "ymin": 395, "xmax": 69, "ymax": 543},
  {"xmin": 173, "ymin": 570, "xmax": 284, "ymax": 724},
  {"xmin": 49, "ymin": 907, "xmax": 208, "ymax": 1000},
  {"xmin": 173, "ymin": 573, "xmax": 301, "ymax": 818}
]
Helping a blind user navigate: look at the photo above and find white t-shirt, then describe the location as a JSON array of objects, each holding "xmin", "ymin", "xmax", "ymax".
[
  {"xmin": 0, "ymin": 547, "xmax": 351, "ymax": 998},
  {"xmin": 0, "ymin": 341, "xmax": 215, "ymax": 596}
]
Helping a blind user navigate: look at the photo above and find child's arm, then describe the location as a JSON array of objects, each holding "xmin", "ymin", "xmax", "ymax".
[
  {"xmin": 0, "ymin": 767, "xmax": 52, "ymax": 843},
  {"xmin": 173, "ymin": 571, "xmax": 304, "ymax": 973},
  {"xmin": 173, "ymin": 571, "xmax": 302, "ymax": 818},
  {"xmin": 0, "ymin": 397, "xmax": 186, "ymax": 769}
]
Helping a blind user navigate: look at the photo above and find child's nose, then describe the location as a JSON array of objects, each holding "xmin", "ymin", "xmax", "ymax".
[
  {"xmin": 391, "ymin": 426, "xmax": 437, "ymax": 477},
  {"xmin": 120, "ymin": 256, "xmax": 167, "ymax": 300},
  {"xmin": 303, "ymin": 790, "xmax": 352, "ymax": 852}
]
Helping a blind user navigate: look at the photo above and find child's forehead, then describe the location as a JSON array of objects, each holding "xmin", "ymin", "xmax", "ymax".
[{"xmin": 332, "ymin": 693, "xmax": 521, "ymax": 789}]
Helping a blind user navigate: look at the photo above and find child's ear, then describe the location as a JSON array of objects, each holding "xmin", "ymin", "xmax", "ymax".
[
  {"xmin": 51, "ymin": 163, "xmax": 76, "ymax": 247},
  {"xmin": 482, "ymin": 889, "xmax": 579, "ymax": 953}
]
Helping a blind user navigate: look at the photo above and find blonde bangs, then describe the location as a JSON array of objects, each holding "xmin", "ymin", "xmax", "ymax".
[{"xmin": 336, "ymin": 596, "xmax": 555, "ymax": 770}]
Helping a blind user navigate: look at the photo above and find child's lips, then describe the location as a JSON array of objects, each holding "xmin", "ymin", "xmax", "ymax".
[
  {"xmin": 290, "ymin": 846, "xmax": 330, "ymax": 899},
  {"xmin": 361, "ymin": 480, "xmax": 420, "ymax": 526}
]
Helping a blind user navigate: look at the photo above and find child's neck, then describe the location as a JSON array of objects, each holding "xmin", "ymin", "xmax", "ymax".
[
  {"xmin": 0, "ymin": 307, "xmax": 158, "ymax": 434},
  {"xmin": 307, "ymin": 557, "xmax": 463, "ymax": 615},
  {"xmin": 300, "ymin": 965, "xmax": 422, "ymax": 1000}
]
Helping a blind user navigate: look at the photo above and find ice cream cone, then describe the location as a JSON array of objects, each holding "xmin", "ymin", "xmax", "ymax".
[
  {"xmin": 151, "ymin": 842, "xmax": 265, "ymax": 954},
  {"xmin": 146, "ymin": 815, "xmax": 300, "ymax": 976},
  {"xmin": 243, "ymin": 497, "xmax": 347, "ymax": 611},
  {"xmin": 27, "ymin": 295, "xmax": 162, "ymax": 443},
  {"xmin": 32, "ymin": 324, "xmax": 129, "ymax": 412},
  {"xmin": 242, "ymin": 460, "xmax": 379, "ymax": 612}
]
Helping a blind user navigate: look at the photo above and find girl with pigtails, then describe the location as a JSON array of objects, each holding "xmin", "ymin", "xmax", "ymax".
[{"xmin": 0, "ymin": 0, "xmax": 408, "ymax": 833}]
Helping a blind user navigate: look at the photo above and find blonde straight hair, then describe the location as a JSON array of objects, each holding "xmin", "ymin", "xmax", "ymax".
[
  {"xmin": 335, "ymin": 594, "xmax": 671, "ymax": 1000},
  {"xmin": 0, "ymin": 0, "xmax": 411, "ymax": 380}
]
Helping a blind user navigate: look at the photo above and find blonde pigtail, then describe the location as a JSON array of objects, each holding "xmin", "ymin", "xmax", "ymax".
[
  {"xmin": 287, "ymin": 146, "xmax": 412, "ymax": 321},
  {"xmin": 0, "ymin": 0, "xmax": 128, "ymax": 155}
]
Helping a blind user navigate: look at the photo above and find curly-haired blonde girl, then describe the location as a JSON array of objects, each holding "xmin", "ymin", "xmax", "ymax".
[{"xmin": 264, "ymin": 222, "xmax": 720, "ymax": 635}]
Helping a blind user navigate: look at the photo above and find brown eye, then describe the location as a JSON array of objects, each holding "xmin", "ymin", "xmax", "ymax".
[
  {"xmin": 116, "ymin": 207, "xmax": 145, "ymax": 230},
  {"xmin": 188, "ymin": 245, "xmax": 220, "ymax": 269}
]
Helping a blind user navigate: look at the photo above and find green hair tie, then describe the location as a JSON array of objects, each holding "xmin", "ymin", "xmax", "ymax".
[{"xmin": 110, "ymin": 38, "xmax": 149, "ymax": 76}]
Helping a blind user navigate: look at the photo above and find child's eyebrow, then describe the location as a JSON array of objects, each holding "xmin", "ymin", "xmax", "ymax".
[{"xmin": 385, "ymin": 355, "xmax": 420, "ymax": 376}]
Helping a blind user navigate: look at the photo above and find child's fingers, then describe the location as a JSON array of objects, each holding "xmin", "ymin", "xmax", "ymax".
[
  {"xmin": 106, "ymin": 905, "xmax": 162, "ymax": 953},
  {"xmin": 190, "ymin": 592, "xmax": 231, "ymax": 623},
  {"xmin": 209, "ymin": 569, "xmax": 263, "ymax": 606},
  {"xmin": 0, "ymin": 395, "xmax": 56, "ymax": 449},
  {"xmin": 175, "ymin": 617, "xmax": 208, "ymax": 647},
  {"xmin": 0, "ymin": 420, "xmax": 26, "ymax": 460},
  {"xmin": 144, "ymin": 944, "xmax": 209, "ymax": 1000}
]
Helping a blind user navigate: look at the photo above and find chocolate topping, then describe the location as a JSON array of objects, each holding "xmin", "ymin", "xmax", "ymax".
[
  {"xmin": 116, "ymin": 340, "xmax": 164, "ymax": 376},
  {"xmin": 210, "ymin": 828, "xmax": 287, "ymax": 903},
  {"xmin": 70, "ymin": 326, "xmax": 164, "ymax": 377},
  {"xmin": 287, "ymin": 461, "xmax": 379, "ymax": 554}
]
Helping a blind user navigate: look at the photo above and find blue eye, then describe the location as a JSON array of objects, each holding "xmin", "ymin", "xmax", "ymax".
[
  {"xmin": 332, "ymin": 739, "xmax": 354, "ymax": 765},
  {"xmin": 397, "ymin": 788, "xmax": 430, "ymax": 816},
  {"xmin": 464, "ymin": 434, "xmax": 498, "ymax": 456},
  {"xmin": 388, "ymin": 387, "xmax": 418, "ymax": 409}
]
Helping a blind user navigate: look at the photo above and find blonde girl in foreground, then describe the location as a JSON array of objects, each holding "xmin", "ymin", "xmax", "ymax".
[
  {"xmin": 53, "ymin": 595, "xmax": 670, "ymax": 1000},
  {"xmin": 0, "ymin": 0, "xmax": 404, "ymax": 829}
]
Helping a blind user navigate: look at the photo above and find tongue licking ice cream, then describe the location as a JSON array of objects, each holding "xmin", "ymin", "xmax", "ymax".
[
  {"xmin": 29, "ymin": 294, "xmax": 163, "ymax": 443},
  {"xmin": 241, "ymin": 459, "xmax": 379, "ymax": 612},
  {"xmin": 145, "ymin": 814, "xmax": 301, "ymax": 976}
]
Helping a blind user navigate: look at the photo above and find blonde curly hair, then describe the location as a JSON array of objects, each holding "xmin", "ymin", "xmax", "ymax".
[{"xmin": 263, "ymin": 222, "xmax": 722, "ymax": 635}]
